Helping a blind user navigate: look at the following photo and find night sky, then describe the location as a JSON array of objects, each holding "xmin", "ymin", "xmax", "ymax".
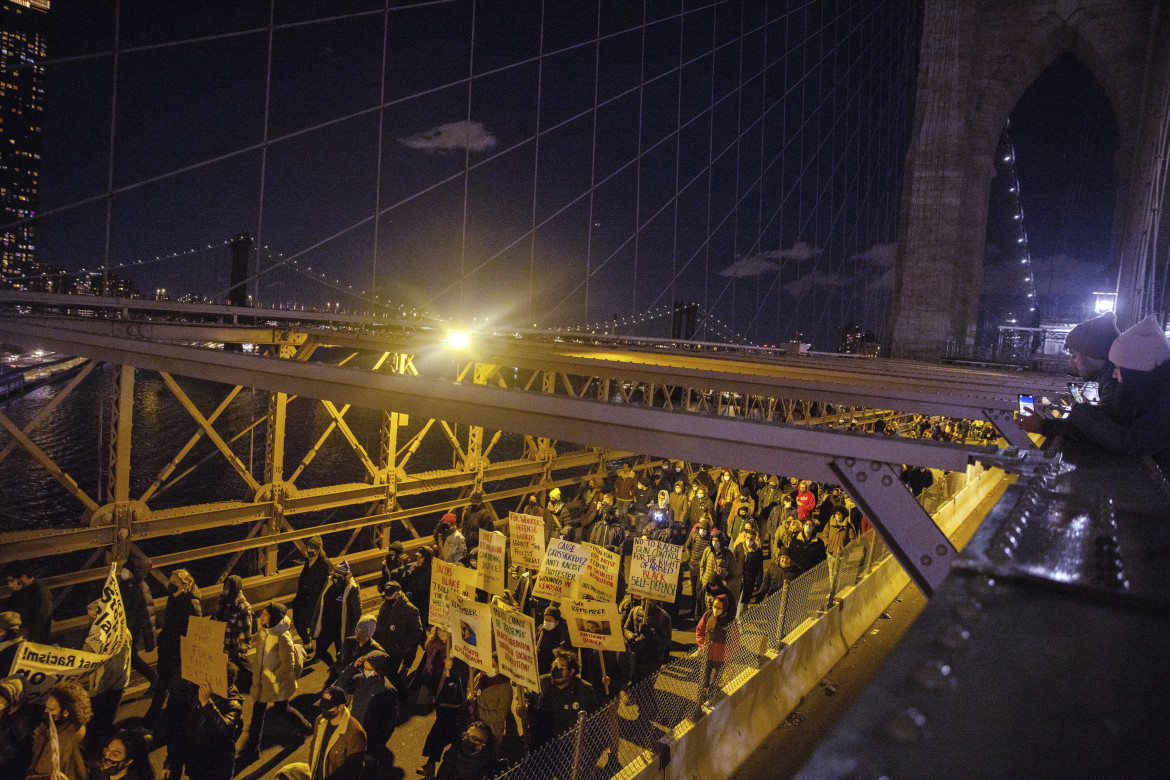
[{"xmin": 25, "ymin": 1, "xmax": 1118, "ymax": 349}]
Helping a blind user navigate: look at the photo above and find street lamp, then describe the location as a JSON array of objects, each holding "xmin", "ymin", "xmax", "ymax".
[{"xmin": 1092, "ymin": 292, "xmax": 1117, "ymax": 314}]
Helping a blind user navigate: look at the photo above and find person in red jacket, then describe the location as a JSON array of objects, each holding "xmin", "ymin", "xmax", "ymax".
[{"xmin": 695, "ymin": 594, "xmax": 738, "ymax": 703}]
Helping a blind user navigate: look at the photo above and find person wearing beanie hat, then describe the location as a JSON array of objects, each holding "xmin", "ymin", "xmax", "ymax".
[
  {"xmin": 292, "ymin": 535, "xmax": 332, "ymax": 649},
  {"xmin": 1020, "ymin": 311, "xmax": 1122, "ymax": 438},
  {"xmin": 312, "ymin": 559, "xmax": 361, "ymax": 667},
  {"xmin": 374, "ymin": 576, "xmax": 424, "ymax": 686},
  {"xmin": 326, "ymin": 613, "xmax": 385, "ymax": 688},
  {"xmin": 380, "ymin": 541, "xmax": 409, "ymax": 593},
  {"xmin": 1048, "ymin": 314, "xmax": 1170, "ymax": 470}
]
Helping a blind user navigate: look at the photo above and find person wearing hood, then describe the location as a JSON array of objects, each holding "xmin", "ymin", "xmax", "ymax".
[
  {"xmin": 162, "ymin": 664, "xmax": 244, "ymax": 780},
  {"xmin": 337, "ymin": 652, "xmax": 397, "ymax": 769},
  {"xmin": 542, "ymin": 488, "xmax": 569, "ymax": 545},
  {"xmin": 83, "ymin": 599, "xmax": 131, "ymax": 753},
  {"xmin": 0, "ymin": 677, "xmax": 41, "ymax": 778},
  {"xmin": 378, "ymin": 541, "xmax": 410, "ymax": 593},
  {"xmin": 789, "ymin": 520, "xmax": 827, "ymax": 572},
  {"xmin": 461, "ymin": 495, "xmax": 495, "ymax": 552},
  {"xmin": 535, "ymin": 606, "xmax": 570, "ymax": 675},
  {"xmin": 374, "ymin": 581, "xmax": 424, "ymax": 684},
  {"xmin": 145, "ymin": 568, "xmax": 201, "ymax": 722},
  {"xmin": 646, "ymin": 489, "xmax": 674, "ymax": 530},
  {"xmin": 1040, "ymin": 315, "xmax": 1170, "ymax": 469},
  {"xmin": 699, "ymin": 530, "xmax": 738, "ymax": 603},
  {"xmin": 586, "ymin": 496, "xmax": 626, "ymax": 555},
  {"xmin": 439, "ymin": 523, "xmax": 468, "ymax": 565},
  {"xmin": 435, "ymin": 721, "xmax": 495, "ymax": 780},
  {"xmin": 292, "ymin": 537, "xmax": 331, "ymax": 649},
  {"xmin": 667, "ymin": 479, "xmax": 690, "ymax": 521},
  {"xmin": 754, "ymin": 548, "xmax": 802, "ymax": 601},
  {"xmin": 695, "ymin": 595, "xmax": 738, "ymax": 702},
  {"xmin": 312, "ymin": 561, "xmax": 361, "ymax": 667},
  {"xmin": 214, "ymin": 575, "xmax": 253, "ymax": 691},
  {"xmin": 403, "ymin": 546, "xmax": 433, "ymax": 619},
  {"xmin": 419, "ymin": 655, "xmax": 469, "ymax": 779},
  {"xmin": 27, "ymin": 680, "xmax": 91, "ymax": 780},
  {"xmin": 683, "ymin": 516, "xmax": 715, "ymax": 619},
  {"xmin": 613, "ymin": 463, "xmax": 639, "ymax": 518},
  {"xmin": 242, "ymin": 602, "xmax": 313, "ymax": 760}
]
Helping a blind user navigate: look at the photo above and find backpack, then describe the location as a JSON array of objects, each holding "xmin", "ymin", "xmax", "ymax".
[{"xmin": 288, "ymin": 635, "xmax": 307, "ymax": 678}]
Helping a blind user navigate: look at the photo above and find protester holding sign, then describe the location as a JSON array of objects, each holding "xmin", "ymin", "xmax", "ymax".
[
  {"xmin": 532, "ymin": 539, "xmax": 589, "ymax": 602},
  {"xmin": 26, "ymin": 680, "xmax": 90, "ymax": 780},
  {"xmin": 162, "ymin": 665, "xmax": 244, "ymax": 780},
  {"xmin": 145, "ymin": 568, "xmax": 201, "ymax": 722},
  {"xmin": 519, "ymin": 648, "xmax": 600, "ymax": 752},
  {"xmin": 490, "ymin": 604, "xmax": 541, "ymax": 693},
  {"xmin": 507, "ymin": 512, "xmax": 544, "ymax": 571},
  {"xmin": 83, "ymin": 598, "xmax": 131, "ymax": 752}
]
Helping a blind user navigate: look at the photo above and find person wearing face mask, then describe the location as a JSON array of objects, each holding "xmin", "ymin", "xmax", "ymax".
[
  {"xmin": 276, "ymin": 686, "xmax": 366, "ymax": 780},
  {"xmin": 733, "ymin": 525, "xmax": 764, "ymax": 618},
  {"xmin": 535, "ymin": 606, "xmax": 570, "ymax": 674},
  {"xmin": 213, "ymin": 575, "xmax": 253, "ymax": 694},
  {"xmin": 373, "ymin": 581, "xmax": 424, "ymax": 685},
  {"xmin": 312, "ymin": 561, "xmax": 361, "ymax": 667},
  {"xmin": 338, "ymin": 652, "xmax": 397, "ymax": 771},
  {"xmin": 435, "ymin": 721, "xmax": 495, "ymax": 780},
  {"xmin": 144, "ymin": 568, "xmax": 201, "ymax": 723},
  {"xmin": 668, "ymin": 479, "xmax": 690, "ymax": 521},
  {"xmin": 82, "ymin": 599, "xmax": 131, "ymax": 754},
  {"xmin": 695, "ymin": 595, "xmax": 737, "ymax": 704},
  {"xmin": 712, "ymin": 468, "xmax": 740, "ymax": 531},
  {"xmin": 685, "ymin": 485, "xmax": 714, "ymax": 531},
  {"xmin": 327, "ymin": 615, "xmax": 383, "ymax": 688},
  {"xmin": 790, "ymin": 520, "xmax": 827, "ymax": 572},
  {"xmin": 699, "ymin": 528, "xmax": 738, "ymax": 604},
  {"xmin": 683, "ymin": 517, "xmax": 715, "ymax": 620},
  {"xmin": 402, "ymin": 546, "xmax": 433, "ymax": 620},
  {"xmin": 292, "ymin": 537, "xmax": 331, "ymax": 651},
  {"xmin": 419, "ymin": 655, "xmax": 469, "ymax": 779},
  {"xmin": 520, "ymin": 648, "xmax": 600, "ymax": 752},
  {"xmin": 109, "ymin": 547, "xmax": 158, "ymax": 691},
  {"xmin": 26, "ymin": 680, "xmax": 91, "ymax": 780},
  {"xmin": 241, "ymin": 602, "xmax": 313, "ymax": 762},
  {"xmin": 162, "ymin": 665, "xmax": 243, "ymax": 780},
  {"xmin": 96, "ymin": 729, "xmax": 152, "ymax": 780}
]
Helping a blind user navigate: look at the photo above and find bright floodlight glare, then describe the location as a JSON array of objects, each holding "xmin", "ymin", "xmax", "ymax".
[
  {"xmin": 447, "ymin": 331, "xmax": 470, "ymax": 348},
  {"xmin": 1094, "ymin": 296, "xmax": 1115, "ymax": 314}
]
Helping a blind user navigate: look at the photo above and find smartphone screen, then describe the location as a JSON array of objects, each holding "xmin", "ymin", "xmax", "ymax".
[
  {"xmin": 1068, "ymin": 383, "xmax": 1085, "ymax": 404},
  {"xmin": 1083, "ymin": 383, "xmax": 1099, "ymax": 404},
  {"xmin": 1018, "ymin": 394, "xmax": 1035, "ymax": 416}
]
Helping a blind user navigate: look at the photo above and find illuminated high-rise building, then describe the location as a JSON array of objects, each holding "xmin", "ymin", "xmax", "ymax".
[{"xmin": 0, "ymin": 0, "xmax": 48, "ymax": 288}]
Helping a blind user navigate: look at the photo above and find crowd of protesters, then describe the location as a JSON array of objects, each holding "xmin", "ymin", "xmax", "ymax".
[{"xmin": 6, "ymin": 303, "xmax": 1166, "ymax": 780}]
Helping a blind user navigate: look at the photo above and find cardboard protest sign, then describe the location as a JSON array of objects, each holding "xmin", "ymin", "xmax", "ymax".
[
  {"xmin": 476, "ymin": 530, "xmax": 508, "ymax": 596},
  {"xmin": 181, "ymin": 616, "xmax": 229, "ymax": 697},
  {"xmin": 429, "ymin": 558, "xmax": 477, "ymax": 629},
  {"xmin": 571, "ymin": 543, "xmax": 621, "ymax": 603},
  {"xmin": 509, "ymin": 511, "xmax": 545, "ymax": 570},
  {"xmin": 627, "ymin": 537, "xmax": 684, "ymax": 602},
  {"xmin": 85, "ymin": 564, "xmax": 129, "ymax": 656},
  {"xmin": 448, "ymin": 595, "xmax": 494, "ymax": 674},
  {"xmin": 562, "ymin": 598, "xmax": 627, "ymax": 653},
  {"xmin": 8, "ymin": 642, "xmax": 110, "ymax": 699},
  {"xmin": 490, "ymin": 603, "xmax": 540, "ymax": 692},
  {"xmin": 531, "ymin": 538, "xmax": 589, "ymax": 602}
]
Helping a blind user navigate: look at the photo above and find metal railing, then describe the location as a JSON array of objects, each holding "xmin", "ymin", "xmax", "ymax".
[{"xmin": 494, "ymin": 467, "xmax": 980, "ymax": 778}]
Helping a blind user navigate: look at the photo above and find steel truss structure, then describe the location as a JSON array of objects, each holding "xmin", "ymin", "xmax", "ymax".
[{"xmin": 0, "ymin": 294, "xmax": 1067, "ymax": 608}]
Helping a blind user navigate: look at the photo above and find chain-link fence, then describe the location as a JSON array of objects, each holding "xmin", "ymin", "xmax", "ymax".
[{"xmin": 493, "ymin": 465, "xmax": 987, "ymax": 778}]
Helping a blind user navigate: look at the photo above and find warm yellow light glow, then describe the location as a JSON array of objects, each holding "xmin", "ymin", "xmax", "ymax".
[{"xmin": 447, "ymin": 331, "xmax": 470, "ymax": 348}]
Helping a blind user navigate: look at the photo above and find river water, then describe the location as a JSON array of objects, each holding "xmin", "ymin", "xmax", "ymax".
[{"xmin": 0, "ymin": 356, "xmax": 530, "ymax": 584}]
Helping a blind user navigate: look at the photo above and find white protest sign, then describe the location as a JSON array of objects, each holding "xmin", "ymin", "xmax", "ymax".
[
  {"xmin": 490, "ymin": 603, "xmax": 540, "ymax": 693},
  {"xmin": 429, "ymin": 558, "xmax": 477, "ymax": 629},
  {"xmin": 562, "ymin": 598, "xmax": 627, "ymax": 654},
  {"xmin": 571, "ymin": 543, "xmax": 621, "ymax": 603},
  {"xmin": 181, "ymin": 616, "xmax": 229, "ymax": 697},
  {"xmin": 448, "ymin": 595, "xmax": 494, "ymax": 674},
  {"xmin": 509, "ymin": 511, "xmax": 545, "ymax": 570},
  {"xmin": 8, "ymin": 642, "xmax": 110, "ymax": 700},
  {"xmin": 531, "ymin": 538, "xmax": 589, "ymax": 602},
  {"xmin": 85, "ymin": 564, "xmax": 128, "ymax": 656},
  {"xmin": 628, "ymin": 537, "xmax": 684, "ymax": 602},
  {"xmin": 476, "ymin": 530, "xmax": 508, "ymax": 596}
]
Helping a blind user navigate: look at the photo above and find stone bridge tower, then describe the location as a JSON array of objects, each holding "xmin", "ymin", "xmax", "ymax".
[{"xmin": 889, "ymin": 0, "xmax": 1170, "ymax": 360}]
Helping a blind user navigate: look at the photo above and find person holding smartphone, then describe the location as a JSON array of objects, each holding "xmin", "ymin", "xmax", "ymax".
[{"xmin": 1021, "ymin": 310, "xmax": 1120, "ymax": 436}]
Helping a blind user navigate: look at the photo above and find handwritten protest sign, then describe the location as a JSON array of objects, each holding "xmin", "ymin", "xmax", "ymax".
[
  {"xmin": 85, "ymin": 563, "xmax": 128, "ymax": 656},
  {"xmin": 476, "ymin": 530, "xmax": 507, "ymax": 596},
  {"xmin": 448, "ymin": 595, "xmax": 494, "ymax": 674},
  {"xmin": 8, "ymin": 643, "xmax": 109, "ymax": 700},
  {"xmin": 429, "ymin": 558, "xmax": 477, "ymax": 629},
  {"xmin": 181, "ymin": 616, "xmax": 228, "ymax": 697},
  {"xmin": 490, "ymin": 603, "xmax": 540, "ymax": 692},
  {"xmin": 509, "ymin": 511, "xmax": 545, "ymax": 570},
  {"xmin": 571, "ymin": 543, "xmax": 621, "ymax": 603},
  {"xmin": 627, "ymin": 537, "xmax": 684, "ymax": 602},
  {"xmin": 9, "ymin": 564, "xmax": 125, "ymax": 698},
  {"xmin": 562, "ymin": 598, "xmax": 627, "ymax": 653},
  {"xmin": 531, "ymin": 538, "xmax": 589, "ymax": 602}
]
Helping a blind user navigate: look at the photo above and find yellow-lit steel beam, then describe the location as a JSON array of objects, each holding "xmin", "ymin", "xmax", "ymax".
[
  {"xmin": 139, "ymin": 385, "xmax": 245, "ymax": 503},
  {"xmin": 160, "ymin": 372, "xmax": 262, "ymax": 495},
  {"xmin": 321, "ymin": 400, "xmax": 379, "ymax": 478}
]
